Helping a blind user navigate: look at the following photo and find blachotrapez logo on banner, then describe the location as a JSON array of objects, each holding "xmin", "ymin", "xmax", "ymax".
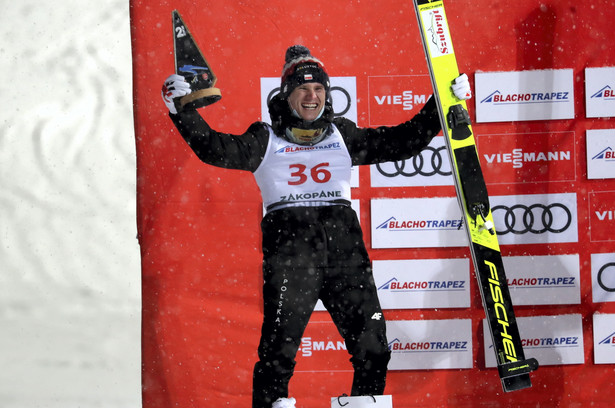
[
  {"xmin": 586, "ymin": 129, "xmax": 615, "ymax": 179},
  {"xmin": 475, "ymin": 69, "xmax": 574, "ymax": 123},
  {"xmin": 373, "ymin": 258, "xmax": 470, "ymax": 309},
  {"xmin": 489, "ymin": 193, "xmax": 578, "ymax": 245},
  {"xmin": 585, "ymin": 67, "xmax": 615, "ymax": 118},
  {"xmin": 502, "ymin": 254, "xmax": 581, "ymax": 306},
  {"xmin": 387, "ymin": 319, "xmax": 472, "ymax": 370},
  {"xmin": 593, "ymin": 313, "xmax": 615, "ymax": 364},
  {"xmin": 484, "ymin": 314, "xmax": 584, "ymax": 367},
  {"xmin": 371, "ymin": 197, "xmax": 467, "ymax": 248}
]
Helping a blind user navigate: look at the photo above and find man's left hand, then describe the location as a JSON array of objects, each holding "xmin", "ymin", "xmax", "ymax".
[{"xmin": 451, "ymin": 73, "xmax": 472, "ymax": 100}]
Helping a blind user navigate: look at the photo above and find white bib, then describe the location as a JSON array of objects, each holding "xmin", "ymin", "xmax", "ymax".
[{"xmin": 254, "ymin": 125, "xmax": 352, "ymax": 212}]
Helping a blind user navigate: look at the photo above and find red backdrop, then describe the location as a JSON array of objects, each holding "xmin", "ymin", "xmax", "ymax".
[{"xmin": 130, "ymin": 1, "xmax": 615, "ymax": 406}]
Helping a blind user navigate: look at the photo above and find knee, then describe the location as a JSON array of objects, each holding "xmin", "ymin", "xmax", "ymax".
[
  {"xmin": 350, "ymin": 330, "xmax": 391, "ymax": 369},
  {"xmin": 257, "ymin": 337, "xmax": 299, "ymax": 374}
]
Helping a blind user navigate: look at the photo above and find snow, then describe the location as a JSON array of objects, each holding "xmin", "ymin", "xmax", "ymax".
[{"xmin": 0, "ymin": 1, "xmax": 140, "ymax": 406}]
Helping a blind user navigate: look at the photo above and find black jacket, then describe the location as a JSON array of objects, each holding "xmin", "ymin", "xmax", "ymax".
[{"xmin": 169, "ymin": 96, "xmax": 441, "ymax": 172}]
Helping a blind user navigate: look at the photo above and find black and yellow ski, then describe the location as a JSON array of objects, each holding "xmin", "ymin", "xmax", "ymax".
[{"xmin": 412, "ymin": 0, "xmax": 538, "ymax": 392}]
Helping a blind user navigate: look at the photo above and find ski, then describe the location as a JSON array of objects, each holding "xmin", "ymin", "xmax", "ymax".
[{"xmin": 411, "ymin": 0, "xmax": 538, "ymax": 392}]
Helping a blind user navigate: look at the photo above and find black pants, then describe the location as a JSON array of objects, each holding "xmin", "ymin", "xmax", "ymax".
[{"xmin": 252, "ymin": 206, "xmax": 391, "ymax": 408}]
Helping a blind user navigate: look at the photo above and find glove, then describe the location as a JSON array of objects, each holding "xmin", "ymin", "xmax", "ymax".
[
  {"xmin": 162, "ymin": 74, "xmax": 192, "ymax": 114},
  {"xmin": 451, "ymin": 73, "xmax": 472, "ymax": 100}
]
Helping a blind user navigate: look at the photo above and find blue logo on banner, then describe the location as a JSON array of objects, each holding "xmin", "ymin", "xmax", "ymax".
[
  {"xmin": 480, "ymin": 90, "xmax": 570, "ymax": 105},
  {"xmin": 592, "ymin": 147, "xmax": 615, "ymax": 161},
  {"xmin": 591, "ymin": 85, "xmax": 615, "ymax": 100},
  {"xmin": 599, "ymin": 331, "xmax": 615, "ymax": 345}
]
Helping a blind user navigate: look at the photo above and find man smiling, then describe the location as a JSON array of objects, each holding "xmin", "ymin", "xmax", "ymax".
[{"xmin": 161, "ymin": 45, "xmax": 471, "ymax": 408}]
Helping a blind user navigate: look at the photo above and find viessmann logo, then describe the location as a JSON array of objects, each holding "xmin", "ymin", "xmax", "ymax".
[
  {"xmin": 480, "ymin": 90, "xmax": 570, "ymax": 105},
  {"xmin": 373, "ymin": 91, "xmax": 429, "ymax": 111},
  {"xmin": 300, "ymin": 337, "xmax": 346, "ymax": 357},
  {"xmin": 484, "ymin": 148, "xmax": 571, "ymax": 169}
]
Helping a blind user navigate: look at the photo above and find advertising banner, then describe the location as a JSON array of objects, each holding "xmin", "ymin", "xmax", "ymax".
[
  {"xmin": 586, "ymin": 129, "xmax": 615, "ymax": 180},
  {"xmin": 585, "ymin": 67, "xmax": 615, "ymax": 118},
  {"xmin": 490, "ymin": 193, "xmax": 578, "ymax": 245},
  {"xmin": 475, "ymin": 69, "xmax": 575, "ymax": 123},
  {"xmin": 370, "ymin": 136, "xmax": 454, "ymax": 187},
  {"xmin": 477, "ymin": 132, "xmax": 576, "ymax": 185},
  {"xmin": 503, "ymin": 254, "xmax": 581, "ymax": 305},
  {"xmin": 484, "ymin": 315, "xmax": 585, "ymax": 367},
  {"xmin": 131, "ymin": 1, "xmax": 615, "ymax": 406},
  {"xmin": 371, "ymin": 197, "xmax": 467, "ymax": 248},
  {"xmin": 593, "ymin": 313, "xmax": 615, "ymax": 364},
  {"xmin": 373, "ymin": 258, "xmax": 470, "ymax": 309},
  {"xmin": 388, "ymin": 319, "xmax": 473, "ymax": 370},
  {"xmin": 367, "ymin": 75, "xmax": 432, "ymax": 127},
  {"xmin": 589, "ymin": 191, "xmax": 615, "ymax": 242},
  {"xmin": 591, "ymin": 253, "xmax": 615, "ymax": 303}
]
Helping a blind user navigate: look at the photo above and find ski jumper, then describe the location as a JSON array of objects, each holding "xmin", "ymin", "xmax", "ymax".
[{"xmin": 170, "ymin": 96, "xmax": 441, "ymax": 408}]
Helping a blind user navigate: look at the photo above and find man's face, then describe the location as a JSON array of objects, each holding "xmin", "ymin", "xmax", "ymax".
[{"xmin": 287, "ymin": 82, "xmax": 326, "ymax": 121}]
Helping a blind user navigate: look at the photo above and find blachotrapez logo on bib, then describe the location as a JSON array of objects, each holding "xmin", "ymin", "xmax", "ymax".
[{"xmin": 275, "ymin": 142, "xmax": 341, "ymax": 154}]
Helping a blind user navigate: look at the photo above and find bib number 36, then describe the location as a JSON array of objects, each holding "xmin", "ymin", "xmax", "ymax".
[{"xmin": 288, "ymin": 162, "xmax": 331, "ymax": 185}]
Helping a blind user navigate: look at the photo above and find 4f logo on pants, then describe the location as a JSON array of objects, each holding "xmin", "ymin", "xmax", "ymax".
[{"xmin": 371, "ymin": 313, "xmax": 383, "ymax": 320}]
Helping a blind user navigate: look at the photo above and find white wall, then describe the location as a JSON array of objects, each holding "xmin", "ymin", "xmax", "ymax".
[{"xmin": 0, "ymin": 1, "xmax": 141, "ymax": 406}]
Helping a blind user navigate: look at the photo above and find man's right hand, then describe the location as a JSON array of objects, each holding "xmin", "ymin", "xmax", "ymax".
[{"xmin": 162, "ymin": 74, "xmax": 192, "ymax": 114}]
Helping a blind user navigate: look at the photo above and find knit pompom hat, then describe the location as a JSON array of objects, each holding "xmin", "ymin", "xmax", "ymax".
[{"xmin": 280, "ymin": 45, "xmax": 330, "ymax": 99}]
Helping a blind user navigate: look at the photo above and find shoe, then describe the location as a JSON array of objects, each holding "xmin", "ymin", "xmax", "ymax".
[{"xmin": 272, "ymin": 397, "xmax": 296, "ymax": 408}]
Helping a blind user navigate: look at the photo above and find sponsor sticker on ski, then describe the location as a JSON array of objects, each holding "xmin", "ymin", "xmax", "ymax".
[{"xmin": 420, "ymin": 6, "xmax": 454, "ymax": 58}]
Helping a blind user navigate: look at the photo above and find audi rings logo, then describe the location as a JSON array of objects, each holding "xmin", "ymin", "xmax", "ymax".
[
  {"xmin": 598, "ymin": 262, "xmax": 615, "ymax": 292},
  {"xmin": 491, "ymin": 203, "xmax": 572, "ymax": 235},
  {"xmin": 376, "ymin": 146, "xmax": 452, "ymax": 177},
  {"xmin": 266, "ymin": 86, "xmax": 352, "ymax": 118}
]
